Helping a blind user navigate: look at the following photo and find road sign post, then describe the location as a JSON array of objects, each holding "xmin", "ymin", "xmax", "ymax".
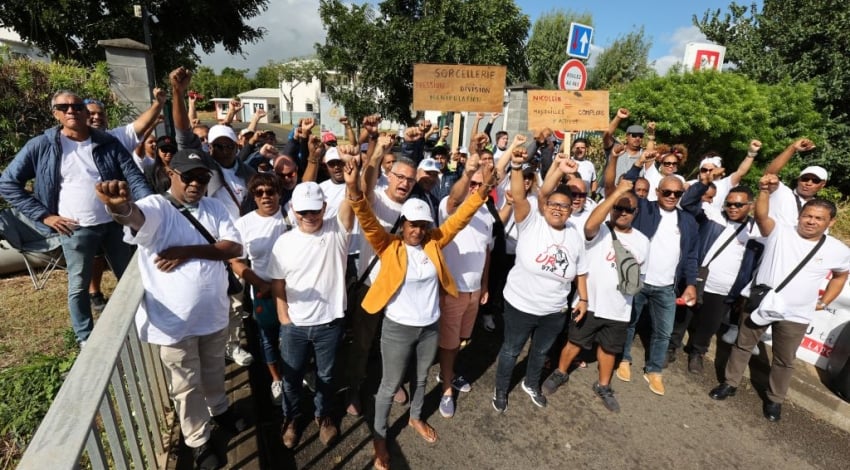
[{"xmin": 567, "ymin": 23, "xmax": 594, "ymax": 60}]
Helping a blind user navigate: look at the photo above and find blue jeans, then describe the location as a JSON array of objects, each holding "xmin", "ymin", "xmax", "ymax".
[
  {"xmin": 59, "ymin": 222, "xmax": 132, "ymax": 342},
  {"xmin": 373, "ymin": 318, "xmax": 438, "ymax": 440},
  {"xmin": 494, "ymin": 301, "xmax": 566, "ymax": 393},
  {"xmin": 622, "ymin": 283, "xmax": 676, "ymax": 374},
  {"xmin": 278, "ymin": 319, "xmax": 342, "ymax": 418}
]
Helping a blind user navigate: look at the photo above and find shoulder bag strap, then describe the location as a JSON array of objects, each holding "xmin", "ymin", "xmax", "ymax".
[
  {"xmin": 704, "ymin": 218, "xmax": 750, "ymax": 268},
  {"xmin": 164, "ymin": 193, "xmax": 217, "ymax": 243},
  {"xmin": 355, "ymin": 214, "xmax": 403, "ymax": 286},
  {"xmin": 774, "ymin": 235, "xmax": 826, "ymax": 293}
]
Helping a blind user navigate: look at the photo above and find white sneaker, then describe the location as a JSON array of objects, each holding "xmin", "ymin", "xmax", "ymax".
[
  {"xmin": 270, "ymin": 381, "xmax": 283, "ymax": 405},
  {"xmin": 226, "ymin": 343, "xmax": 254, "ymax": 366},
  {"xmin": 482, "ymin": 314, "xmax": 496, "ymax": 332},
  {"xmin": 721, "ymin": 325, "xmax": 738, "ymax": 345}
]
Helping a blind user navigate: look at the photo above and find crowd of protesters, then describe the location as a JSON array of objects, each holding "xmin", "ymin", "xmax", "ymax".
[{"xmin": 1, "ymin": 65, "xmax": 848, "ymax": 470}]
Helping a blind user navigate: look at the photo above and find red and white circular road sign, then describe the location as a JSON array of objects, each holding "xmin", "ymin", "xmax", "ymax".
[{"xmin": 557, "ymin": 59, "xmax": 587, "ymax": 91}]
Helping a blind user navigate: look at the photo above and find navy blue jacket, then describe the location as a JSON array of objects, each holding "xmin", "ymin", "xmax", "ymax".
[
  {"xmin": 682, "ymin": 181, "xmax": 764, "ymax": 302},
  {"xmin": 623, "ymin": 165, "xmax": 700, "ymax": 291},
  {"xmin": 0, "ymin": 126, "xmax": 153, "ymax": 233}
]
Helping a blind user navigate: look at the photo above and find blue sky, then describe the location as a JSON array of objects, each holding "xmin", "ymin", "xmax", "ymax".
[{"xmin": 199, "ymin": 0, "xmax": 760, "ymax": 74}]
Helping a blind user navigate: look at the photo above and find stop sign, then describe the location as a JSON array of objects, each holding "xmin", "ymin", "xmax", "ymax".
[{"xmin": 558, "ymin": 59, "xmax": 587, "ymax": 91}]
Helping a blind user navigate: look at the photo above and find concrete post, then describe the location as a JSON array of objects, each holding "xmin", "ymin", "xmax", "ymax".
[{"xmin": 96, "ymin": 38, "xmax": 154, "ymax": 121}]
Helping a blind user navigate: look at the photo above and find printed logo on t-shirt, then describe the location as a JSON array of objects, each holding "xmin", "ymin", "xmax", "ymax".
[{"xmin": 535, "ymin": 244, "xmax": 570, "ymax": 278}]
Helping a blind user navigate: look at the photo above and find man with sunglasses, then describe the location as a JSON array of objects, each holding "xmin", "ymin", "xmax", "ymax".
[
  {"xmin": 603, "ymin": 108, "xmax": 648, "ymax": 182},
  {"xmin": 762, "ymin": 138, "xmax": 825, "ymax": 228},
  {"xmin": 0, "ymin": 90, "xmax": 153, "ymax": 346},
  {"xmin": 615, "ymin": 148, "xmax": 701, "ymax": 396},
  {"xmin": 169, "ymin": 67, "xmax": 256, "ymax": 367},
  {"xmin": 94, "ymin": 150, "xmax": 245, "ymax": 470}
]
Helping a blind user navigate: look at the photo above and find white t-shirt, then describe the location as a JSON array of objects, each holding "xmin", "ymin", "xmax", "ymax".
[
  {"xmin": 503, "ymin": 196, "xmax": 538, "ymax": 255},
  {"xmin": 212, "ymin": 165, "xmax": 247, "ymax": 221},
  {"xmin": 321, "ymin": 179, "xmax": 361, "ymax": 255},
  {"xmin": 645, "ymin": 164, "xmax": 686, "ymax": 202},
  {"xmin": 644, "ymin": 209, "xmax": 681, "ymax": 286},
  {"xmin": 753, "ymin": 224, "xmax": 850, "ymax": 324},
  {"xmin": 709, "ymin": 176, "xmax": 734, "ymax": 212},
  {"xmin": 108, "ymin": 124, "xmax": 141, "ymax": 153},
  {"xmin": 503, "ymin": 211, "xmax": 588, "ymax": 314},
  {"xmin": 133, "ymin": 152, "xmax": 155, "ymax": 173},
  {"xmin": 586, "ymin": 224, "xmax": 650, "ymax": 322},
  {"xmin": 769, "ymin": 182, "xmax": 806, "ymax": 229},
  {"xmin": 125, "ymin": 195, "xmax": 240, "ymax": 345},
  {"xmin": 569, "ymin": 198, "xmax": 597, "ymax": 233},
  {"xmin": 234, "ymin": 210, "xmax": 290, "ymax": 281},
  {"xmin": 384, "ymin": 244, "xmax": 440, "ymax": 326},
  {"xmin": 358, "ymin": 189, "xmax": 403, "ymax": 285},
  {"xmin": 268, "ymin": 216, "xmax": 351, "ymax": 326},
  {"xmin": 57, "ymin": 135, "xmax": 111, "ymax": 226},
  {"xmin": 574, "ymin": 159, "xmax": 597, "ymax": 191},
  {"xmin": 703, "ymin": 218, "xmax": 762, "ymax": 295},
  {"xmin": 439, "ymin": 198, "xmax": 494, "ymax": 292}
]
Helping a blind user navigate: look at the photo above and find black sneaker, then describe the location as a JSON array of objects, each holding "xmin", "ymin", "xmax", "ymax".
[
  {"xmin": 213, "ymin": 407, "xmax": 248, "ymax": 434},
  {"xmin": 90, "ymin": 292, "xmax": 107, "ymax": 313},
  {"xmin": 192, "ymin": 442, "xmax": 220, "ymax": 470},
  {"xmin": 688, "ymin": 353, "xmax": 704, "ymax": 374},
  {"xmin": 492, "ymin": 388, "xmax": 508, "ymax": 413},
  {"xmin": 521, "ymin": 380, "xmax": 547, "ymax": 408},
  {"xmin": 663, "ymin": 349, "xmax": 677, "ymax": 369},
  {"xmin": 592, "ymin": 382, "xmax": 621, "ymax": 413},
  {"xmin": 542, "ymin": 369, "xmax": 570, "ymax": 396}
]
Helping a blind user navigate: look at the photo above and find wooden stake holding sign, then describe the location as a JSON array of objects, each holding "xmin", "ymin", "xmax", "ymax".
[
  {"xmin": 412, "ymin": 64, "xmax": 507, "ymax": 113},
  {"xmin": 527, "ymin": 90, "xmax": 609, "ymax": 132}
]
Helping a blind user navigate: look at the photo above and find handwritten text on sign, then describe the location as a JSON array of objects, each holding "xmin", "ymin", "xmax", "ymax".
[
  {"xmin": 413, "ymin": 64, "xmax": 506, "ymax": 113},
  {"xmin": 527, "ymin": 90, "xmax": 609, "ymax": 131}
]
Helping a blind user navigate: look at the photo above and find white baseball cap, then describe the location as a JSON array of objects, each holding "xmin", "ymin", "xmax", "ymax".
[
  {"xmin": 324, "ymin": 147, "xmax": 341, "ymax": 163},
  {"xmin": 290, "ymin": 182, "xmax": 325, "ymax": 212},
  {"xmin": 799, "ymin": 166, "xmax": 828, "ymax": 181},
  {"xmin": 208, "ymin": 125, "xmax": 237, "ymax": 144},
  {"xmin": 699, "ymin": 156, "xmax": 722, "ymax": 168},
  {"xmin": 418, "ymin": 158, "xmax": 441, "ymax": 173},
  {"xmin": 401, "ymin": 198, "xmax": 433, "ymax": 223}
]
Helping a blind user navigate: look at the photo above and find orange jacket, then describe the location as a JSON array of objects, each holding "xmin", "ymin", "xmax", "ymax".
[{"xmin": 351, "ymin": 191, "xmax": 487, "ymax": 314}]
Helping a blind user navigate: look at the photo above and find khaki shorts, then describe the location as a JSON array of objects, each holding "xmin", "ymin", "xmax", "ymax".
[{"xmin": 439, "ymin": 290, "xmax": 481, "ymax": 349}]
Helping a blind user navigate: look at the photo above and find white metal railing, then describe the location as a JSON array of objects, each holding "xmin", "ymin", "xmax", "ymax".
[{"xmin": 17, "ymin": 258, "xmax": 173, "ymax": 469}]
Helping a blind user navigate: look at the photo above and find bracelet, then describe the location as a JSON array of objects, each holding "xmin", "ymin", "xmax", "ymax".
[
  {"xmin": 307, "ymin": 158, "xmax": 319, "ymax": 164},
  {"xmin": 348, "ymin": 193, "xmax": 364, "ymax": 202},
  {"xmin": 109, "ymin": 204, "xmax": 133, "ymax": 218},
  {"xmin": 747, "ymin": 151, "xmax": 758, "ymax": 157},
  {"xmin": 510, "ymin": 163, "xmax": 523, "ymax": 170},
  {"xmin": 578, "ymin": 298, "xmax": 588, "ymax": 303}
]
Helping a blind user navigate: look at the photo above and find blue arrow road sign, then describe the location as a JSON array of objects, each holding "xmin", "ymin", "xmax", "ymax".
[{"xmin": 567, "ymin": 23, "xmax": 594, "ymax": 60}]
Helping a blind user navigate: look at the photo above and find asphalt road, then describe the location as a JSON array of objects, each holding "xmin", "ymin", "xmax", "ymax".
[{"xmin": 245, "ymin": 321, "xmax": 850, "ymax": 470}]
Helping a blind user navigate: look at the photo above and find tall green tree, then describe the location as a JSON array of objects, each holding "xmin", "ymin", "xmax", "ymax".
[
  {"xmin": 317, "ymin": 0, "xmax": 529, "ymax": 124},
  {"xmin": 613, "ymin": 70, "xmax": 826, "ymax": 187},
  {"xmin": 526, "ymin": 10, "xmax": 593, "ymax": 89},
  {"xmin": 0, "ymin": 0, "xmax": 268, "ymax": 83},
  {"xmin": 695, "ymin": 0, "xmax": 850, "ymax": 193},
  {"xmin": 587, "ymin": 27, "xmax": 653, "ymax": 90},
  {"xmin": 254, "ymin": 61, "xmax": 281, "ymax": 89}
]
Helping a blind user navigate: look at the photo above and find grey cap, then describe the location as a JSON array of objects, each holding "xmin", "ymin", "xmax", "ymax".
[{"xmin": 626, "ymin": 124, "xmax": 645, "ymax": 135}]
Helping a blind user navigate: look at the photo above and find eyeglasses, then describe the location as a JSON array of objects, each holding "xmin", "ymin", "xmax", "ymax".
[
  {"xmin": 724, "ymin": 201, "xmax": 749, "ymax": 209},
  {"xmin": 391, "ymin": 171, "xmax": 416, "ymax": 185},
  {"xmin": 212, "ymin": 143, "xmax": 235, "ymax": 152},
  {"xmin": 469, "ymin": 181, "xmax": 483, "ymax": 189},
  {"xmin": 53, "ymin": 103, "xmax": 86, "ymax": 112},
  {"xmin": 296, "ymin": 209, "xmax": 321, "ymax": 216},
  {"xmin": 628, "ymin": 133, "xmax": 644, "ymax": 138},
  {"xmin": 570, "ymin": 191, "xmax": 588, "ymax": 199},
  {"xmin": 253, "ymin": 188, "xmax": 278, "ymax": 197},
  {"xmin": 659, "ymin": 189, "xmax": 684, "ymax": 198},
  {"xmin": 546, "ymin": 201, "xmax": 571, "ymax": 211},
  {"xmin": 613, "ymin": 205, "xmax": 637, "ymax": 214},
  {"xmin": 174, "ymin": 170, "xmax": 212, "ymax": 185},
  {"xmin": 799, "ymin": 175, "xmax": 823, "ymax": 184},
  {"xmin": 661, "ymin": 161, "xmax": 678, "ymax": 167},
  {"xmin": 276, "ymin": 170, "xmax": 297, "ymax": 179},
  {"xmin": 700, "ymin": 167, "xmax": 712, "ymax": 173}
]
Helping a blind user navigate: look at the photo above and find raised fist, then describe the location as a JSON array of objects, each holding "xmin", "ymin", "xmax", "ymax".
[
  {"xmin": 616, "ymin": 108, "xmax": 629, "ymax": 119},
  {"xmin": 749, "ymin": 140, "xmax": 762, "ymax": 153},
  {"xmin": 793, "ymin": 138, "xmax": 816, "ymax": 152}
]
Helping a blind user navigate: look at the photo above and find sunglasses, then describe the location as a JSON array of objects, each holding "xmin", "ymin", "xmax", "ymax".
[
  {"xmin": 724, "ymin": 201, "xmax": 749, "ymax": 209},
  {"xmin": 700, "ymin": 167, "xmax": 712, "ymax": 173},
  {"xmin": 546, "ymin": 201, "xmax": 571, "ymax": 211},
  {"xmin": 53, "ymin": 103, "xmax": 86, "ymax": 112},
  {"xmin": 570, "ymin": 191, "xmax": 588, "ymax": 199},
  {"xmin": 83, "ymin": 98, "xmax": 105, "ymax": 107},
  {"xmin": 799, "ymin": 175, "xmax": 823, "ymax": 184},
  {"xmin": 276, "ymin": 170, "xmax": 297, "ymax": 179},
  {"xmin": 158, "ymin": 146, "xmax": 176, "ymax": 154},
  {"xmin": 253, "ymin": 188, "xmax": 278, "ymax": 197},
  {"xmin": 659, "ymin": 189, "xmax": 684, "ymax": 198},
  {"xmin": 629, "ymin": 133, "xmax": 644, "ymax": 138},
  {"xmin": 661, "ymin": 161, "xmax": 678, "ymax": 167},
  {"xmin": 325, "ymin": 141, "xmax": 338, "ymax": 147},
  {"xmin": 175, "ymin": 170, "xmax": 212, "ymax": 185},
  {"xmin": 469, "ymin": 181, "xmax": 483, "ymax": 189},
  {"xmin": 212, "ymin": 143, "xmax": 235, "ymax": 151},
  {"xmin": 613, "ymin": 205, "xmax": 637, "ymax": 214},
  {"xmin": 296, "ymin": 209, "xmax": 321, "ymax": 216}
]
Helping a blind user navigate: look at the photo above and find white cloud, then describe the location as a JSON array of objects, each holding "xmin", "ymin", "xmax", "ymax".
[
  {"xmin": 196, "ymin": 0, "xmax": 326, "ymax": 74},
  {"xmin": 652, "ymin": 25, "xmax": 707, "ymax": 75}
]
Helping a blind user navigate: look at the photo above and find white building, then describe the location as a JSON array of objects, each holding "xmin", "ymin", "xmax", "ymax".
[
  {"xmin": 237, "ymin": 88, "xmax": 280, "ymax": 124},
  {"xmin": 0, "ymin": 27, "xmax": 48, "ymax": 61}
]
